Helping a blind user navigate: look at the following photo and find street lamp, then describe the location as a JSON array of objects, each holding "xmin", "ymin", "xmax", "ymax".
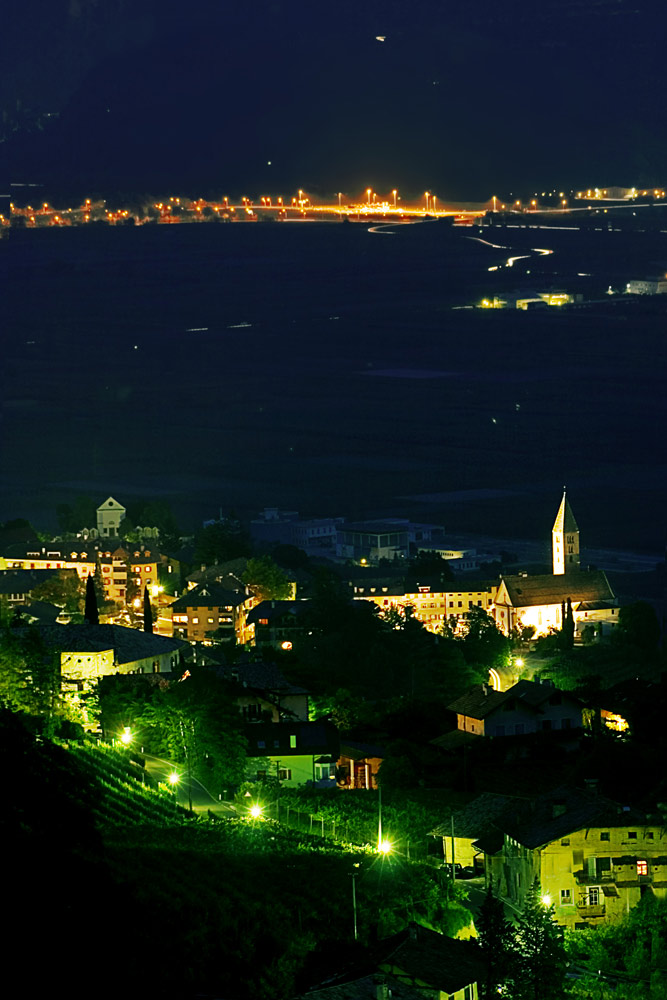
[
  {"xmin": 168, "ymin": 771, "xmax": 180, "ymax": 786},
  {"xmin": 425, "ymin": 191, "xmax": 430, "ymax": 213},
  {"xmin": 120, "ymin": 727, "xmax": 133, "ymax": 746},
  {"xmin": 541, "ymin": 892, "xmax": 552, "ymax": 907},
  {"xmin": 392, "ymin": 189, "xmax": 397, "ymax": 209},
  {"xmin": 249, "ymin": 803, "xmax": 263, "ymax": 819},
  {"xmin": 367, "ymin": 188, "xmax": 372, "ymax": 206}
]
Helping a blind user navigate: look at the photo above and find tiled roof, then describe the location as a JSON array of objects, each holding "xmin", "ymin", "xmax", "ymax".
[
  {"xmin": 430, "ymin": 792, "xmax": 527, "ymax": 840},
  {"xmin": 170, "ymin": 582, "xmax": 246, "ymax": 612},
  {"xmin": 377, "ymin": 925, "xmax": 485, "ymax": 995},
  {"xmin": 498, "ymin": 787, "xmax": 648, "ymax": 850},
  {"xmin": 213, "ymin": 659, "xmax": 308, "ymax": 696},
  {"xmin": 0, "ymin": 569, "xmax": 57, "ymax": 594},
  {"xmin": 447, "ymin": 679, "xmax": 581, "ymax": 720},
  {"xmin": 35, "ymin": 624, "xmax": 185, "ymax": 665},
  {"xmin": 499, "ymin": 570, "xmax": 614, "ymax": 608},
  {"xmin": 246, "ymin": 599, "xmax": 311, "ymax": 625}
]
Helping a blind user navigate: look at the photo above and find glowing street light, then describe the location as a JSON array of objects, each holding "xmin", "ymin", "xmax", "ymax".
[
  {"xmin": 392, "ymin": 189, "xmax": 397, "ymax": 209},
  {"xmin": 168, "ymin": 771, "xmax": 180, "ymax": 786},
  {"xmin": 120, "ymin": 727, "xmax": 133, "ymax": 746},
  {"xmin": 249, "ymin": 803, "xmax": 263, "ymax": 819},
  {"xmin": 378, "ymin": 839, "xmax": 393, "ymax": 855},
  {"xmin": 366, "ymin": 188, "xmax": 372, "ymax": 206},
  {"xmin": 424, "ymin": 191, "xmax": 430, "ymax": 213},
  {"xmin": 514, "ymin": 657, "xmax": 524, "ymax": 668},
  {"xmin": 541, "ymin": 893, "xmax": 552, "ymax": 907}
]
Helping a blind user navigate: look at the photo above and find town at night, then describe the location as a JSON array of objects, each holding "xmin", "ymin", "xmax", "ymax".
[{"xmin": 2, "ymin": 2, "xmax": 666, "ymax": 998}]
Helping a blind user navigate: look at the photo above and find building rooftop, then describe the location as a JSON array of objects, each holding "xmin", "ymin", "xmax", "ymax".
[
  {"xmin": 499, "ymin": 570, "xmax": 614, "ymax": 608},
  {"xmin": 447, "ymin": 679, "xmax": 581, "ymax": 721},
  {"xmin": 35, "ymin": 624, "xmax": 185, "ymax": 665},
  {"xmin": 553, "ymin": 491, "xmax": 579, "ymax": 534}
]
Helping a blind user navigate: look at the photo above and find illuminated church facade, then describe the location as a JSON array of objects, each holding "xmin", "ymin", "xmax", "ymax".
[{"xmin": 494, "ymin": 491, "xmax": 617, "ymax": 638}]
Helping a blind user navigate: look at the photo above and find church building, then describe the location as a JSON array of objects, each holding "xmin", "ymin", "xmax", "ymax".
[{"xmin": 494, "ymin": 491, "xmax": 617, "ymax": 637}]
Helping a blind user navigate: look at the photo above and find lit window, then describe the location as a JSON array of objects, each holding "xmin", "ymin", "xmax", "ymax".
[
  {"xmin": 289, "ymin": 734, "xmax": 297, "ymax": 748},
  {"xmin": 637, "ymin": 860, "xmax": 648, "ymax": 876},
  {"xmin": 259, "ymin": 618, "xmax": 269, "ymax": 625},
  {"xmin": 560, "ymin": 889, "xmax": 572, "ymax": 903},
  {"xmin": 207, "ymin": 618, "xmax": 214, "ymax": 624},
  {"xmin": 278, "ymin": 768, "xmax": 292, "ymax": 781},
  {"xmin": 191, "ymin": 617, "xmax": 199, "ymax": 624}
]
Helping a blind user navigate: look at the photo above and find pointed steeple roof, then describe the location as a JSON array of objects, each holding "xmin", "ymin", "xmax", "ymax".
[{"xmin": 553, "ymin": 490, "xmax": 579, "ymax": 533}]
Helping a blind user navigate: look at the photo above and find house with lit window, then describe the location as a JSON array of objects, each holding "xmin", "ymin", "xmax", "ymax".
[
  {"xmin": 245, "ymin": 599, "xmax": 312, "ymax": 649},
  {"xmin": 299, "ymin": 923, "xmax": 484, "ymax": 1000},
  {"xmin": 352, "ymin": 580, "xmax": 498, "ymax": 633},
  {"xmin": 170, "ymin": 582, "xmax": 249, "ymax": 643},
  {"xmin": 246, "ymin": 720, "xmax": 340, "ymax": 787},
  {"xmin": 483, "ymin": 786, "xmax": 667, "ymax": 930},
  {"xmin": 336, "ymin": 740, "xmax": 385, "ymax": 790},
  {"xmin": 210, "ymin": 658, "xmax": 309, "ymax": 722},
  {"xmin": 440, "ymin": 679, "xmax": 584, "ymax": 741}
]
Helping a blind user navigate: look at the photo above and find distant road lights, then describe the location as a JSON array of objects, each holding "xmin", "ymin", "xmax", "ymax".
[
  {"xmin": 366, "ymin": 188, "xmax": 372, "ymax": 206},
  {"xmin": 392, "ymin": 189, "xmax": 397, "ymax": 209},
  {"xmin": 281, "ymin": 641, "xmax": 293, "ymax": 650},
  {"xmin": 424, "ymin": 191, "xmax": 430, "ymax": 213},
  {"xmin": 168, "ymin": 771, "xmax": 180, "ymax": 786}
]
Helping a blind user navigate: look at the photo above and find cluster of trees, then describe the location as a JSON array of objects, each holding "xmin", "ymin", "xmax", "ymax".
[
  {"xmin": 98, "ymin": 666, "xmax": 248, "ymax": 796},
  {"xmin": 478, "ymin": 880, "xmax": 566, "ymax": 999}
]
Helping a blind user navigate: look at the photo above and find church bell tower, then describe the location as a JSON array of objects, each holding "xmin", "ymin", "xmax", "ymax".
[{"xmin": 552, "ymin": 489, "xmax": 580, "ymax": 575}]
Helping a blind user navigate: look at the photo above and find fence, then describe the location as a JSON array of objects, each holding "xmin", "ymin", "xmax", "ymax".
[{"xmin": 263, "ymin": 799, "xmax": 435, "ymax": 863}]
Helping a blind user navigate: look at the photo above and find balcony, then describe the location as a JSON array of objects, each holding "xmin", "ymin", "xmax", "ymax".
[{"xmin": 576, "ymin": 903, "xmax": 606, "ymax": 918}]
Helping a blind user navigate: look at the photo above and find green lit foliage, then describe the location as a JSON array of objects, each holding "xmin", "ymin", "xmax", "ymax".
[
  {"xmin": 242, "ymin": 555, "xmax": 292, "ymax": 600},
  {"xmin": 0, "ymin": 625, "xmax": 81, "ymax": 731},
  {"xmin": 565, "ymin": 894, "xmax": 667, "ymax": 999},
  {"xmin": 31, "ymin": 568, "xmax": 85, "ymax": 614},
  {"xmin": 476, "ymin": 881, "xmax": 517, "ymax": 998},
  {"xmin": 457, "ymin": 606, "xmax": 511, "ymax": 670},
  {"xmin": 514, "ymin": 879, "xmax": 566, "ymax": 1000},
  {"xmin": 134, "ymin": 667, "xmax": 248, "ymax": 795}
]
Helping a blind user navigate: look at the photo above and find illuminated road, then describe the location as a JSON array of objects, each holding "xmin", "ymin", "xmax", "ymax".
[{"xmin": 144, "ymin": 752, "xmax": 237, "ymax": 816}]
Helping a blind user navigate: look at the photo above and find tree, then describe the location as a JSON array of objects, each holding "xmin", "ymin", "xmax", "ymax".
[
  {"xmin": 459, "ymin": 606, "xmax": 510, "ymax": 669},
  {"xmin": 193, "ymin": 519, "xmax": 251, "ymax": 565},
  {"xmin": 514, "ymin": 879, "xmax": 566, "ymax": 1000},
  {"xmin": 55, "ymin": 495, "xmax": 97, "ymax": 533},
  {"xmin": 242, "ymin": 556, "xmax": 291, "ymax": 601},
  {"xmin": 0, "ymin": 626, "xmax": 76, "ymax": 731},
  {"xmin": 617, "ymin": 601, "xmax": 661, "ymax": 654},
  {"xmin": 32, "ymin": 570, "xmax": 84, "ymax": 615},
  {"xmin": 143, "ymin": 586, "xmax": 153, "ymax": 633},
  {"xmin": 477, "ymin": 881, "xmax": 517, "ymax": 998},
  {"xmin": 84, "ymin": 574, "xmax": 99, "ymax": 625},
  {"xmin": 559, "ymin": 597, "xmax": 575, "ymax": 652}
]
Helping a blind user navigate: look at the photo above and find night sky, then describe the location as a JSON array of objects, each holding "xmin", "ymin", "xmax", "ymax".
[{"xmin": 5, "ymin": 0, "xmax": 667, "ymax": 199}]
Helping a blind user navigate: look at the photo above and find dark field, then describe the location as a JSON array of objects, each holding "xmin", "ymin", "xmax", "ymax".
[{"xmin": 4, "ymin": 220, "xmax": 666, "ymax": 551}]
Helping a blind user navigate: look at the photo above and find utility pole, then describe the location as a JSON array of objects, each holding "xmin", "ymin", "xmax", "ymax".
[{"xmin": 352, "ymin": 872, "xmax": 358, "ymax": 941}]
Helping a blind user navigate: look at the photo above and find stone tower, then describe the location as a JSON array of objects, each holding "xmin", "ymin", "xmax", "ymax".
[{"xmin": 552, "ymin": 490, "xmax": 580, "ymax": 575}]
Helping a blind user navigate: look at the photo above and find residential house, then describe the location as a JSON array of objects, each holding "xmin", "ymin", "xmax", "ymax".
[
  {"xmin": 245, "ymin": 599, "xmax": 312, "ymax": 649},
  {"xmin": 36, "ymin": 624, "xmax": 185, "ymax": 685},
  {"xmin": 484, "ymin": 786, "xmax": 667, "ymax": 930},
  {"xmin": 441, "ymin": 679, "xmax": 584, "ymax": 740},
  {"xmin": 211, "ymin": 658, "xmax": 310, "ymax": 722},
  {"xmin": 246, "ymin": 720, "xmax": 340, "ymax": 787},
  {"xmin": 0, "ymin": 569, "xmax": 56, "ymax": 605},
  {"xmin": 170, "ymin": 583, "xmax": 249, "ymax": 643},
  {"xmin": 337, "ymin": 741, "xmax": 385, "ymax": 790},
  {"xmin": 301, "ymin": 924, "xmax": 484, "ymax": 999},
  {"xmin": 429, "ymin": 792, "xmax": 528, "ymax": 869}
]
